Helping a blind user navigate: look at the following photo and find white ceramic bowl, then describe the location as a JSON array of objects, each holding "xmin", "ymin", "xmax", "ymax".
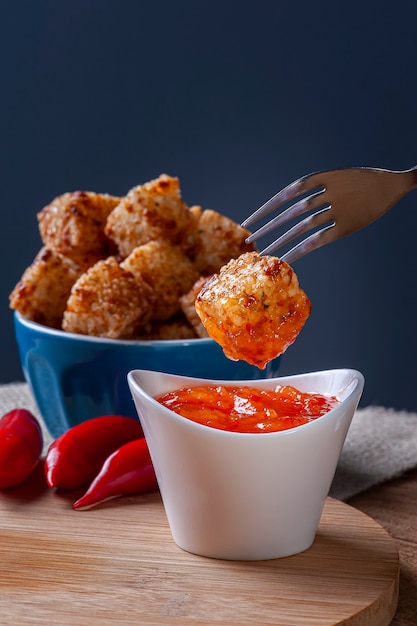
[{"xmin": 128, "ymin": 368, "xmax": 364, "ymax": 561}]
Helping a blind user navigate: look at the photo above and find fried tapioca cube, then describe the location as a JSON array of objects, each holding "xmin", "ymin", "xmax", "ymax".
[
  {"xmin": 38, "ymin": 191, "xmax": 120, "ymax": 266},
  {"xmin": 62, "ymin": 257, "xmax": 155, "ymax": 338},
  {"xmin": 179, "ymin": 276, "xmax": 210, "ymax": 338},
  {"xmin": 9, "ymin": 247, "xmax": 83, "ymax": 328},
  {"xmin": 140, "ymin": 316, "xmax": 198, "ymax": 340},
  {"xmin": 195, "ymin": 251, "xmax": 311, "ymax": 369},
  {"xmin": 191, "ymin": 209, "xmax": 256, "ymax": 275},
  {"xmin": 121, "ymin": 239, "xmax": 200, "ymax": 322},
  {"xmin": 105, "ymin": 174, "xmax": 194, "ymax": 258},
  {"xmin": 179, "ymin": 205, "xmax": 202, "ymax": 258}
]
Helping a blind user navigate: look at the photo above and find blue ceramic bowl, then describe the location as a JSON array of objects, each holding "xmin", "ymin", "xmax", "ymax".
[{"xmin": 14, "ymin": 311, "xmax": 281, "ymax": 438}]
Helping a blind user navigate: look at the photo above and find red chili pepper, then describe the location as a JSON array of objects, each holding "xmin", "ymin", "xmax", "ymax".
[
  {"xmin": 0, "ymin": 409, "xmax": 43, "ymax": 489},
  {"xmin": 72, "ymin": 438, "xmax": 158, "ymax": 510},
  {"xmin": 44, "ymin": 415, "xmax": 143, "ymax": 490}
]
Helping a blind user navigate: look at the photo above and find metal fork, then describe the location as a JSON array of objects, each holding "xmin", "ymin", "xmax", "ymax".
[{"xmin": 242, "ymin": 166, "xmax": 417, "ymax": 264}]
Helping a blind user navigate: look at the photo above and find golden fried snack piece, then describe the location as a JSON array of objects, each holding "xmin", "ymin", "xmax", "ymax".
[
  {"xmin": 191, "ymin": 209, "xmax": 256, "ymax": 275},
  {"xmin": 121, "ymin": 239, "xmax": 200, "ymax": 322},
  {"xmin": 179, "ymin": 204, "xmax": 203, "ymax": 258},
  {"xmin": 140, "ymin": 317, "xmax": 197, "ymax": 340},
  {"xmin": 9, "ymin": 247, "xmax": 83, "ymax": 328},
  {"xmin": 62, "ymin": 257, "xmax": 155, "ymax": 338},
  {"xmin": 179, "ymin": 276, "xmax": 210, "ymax": 338},
  {"xmin": 38, "ymin": 191, "xmax": 120, "ymax": 268},
  {"xmin": 105, "ymin": 174, "xmax": 194, "ymax": 258},
  {"xmin": 195, "ymin": 252, "xmax": 311, "ymax": 369}
]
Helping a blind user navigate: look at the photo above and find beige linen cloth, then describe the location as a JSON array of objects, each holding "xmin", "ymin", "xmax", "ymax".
[{"xmin": 1, "ymin": 381, "xmax": 417, "ymax": 501}]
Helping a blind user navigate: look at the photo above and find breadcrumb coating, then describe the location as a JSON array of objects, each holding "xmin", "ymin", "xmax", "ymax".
[
  {"xmin": 140, "ymin": 317, "xmax": 197, "ymax": 340},
  {"xmin": 105, "ymin": 174, "xmax": 194, "ymax": 258},
  {"xmin": 121, "ymin": 239, "xmax": 200, "ymax": 321},
  {"xmin": 192, "ymin": 209, "xmax": 256, "ymax": 275},
  {"xmin": 62, "ymin": 257, "xmax": 155, "ymax": 338},
  {"xmin": 9, "ymin": 247, "xmax": 83, "ymax": 328},
  {"xmin": 195, "ymin": 251, "xmax": 311, "ymax": 368},
  {"xmin": 179, "ymin": 205, "xmax": 203, "ymax": 258},
  {"xmin": 12, "ymin": 175, "xmax": 306, "ymax": 363},
  {"xmin": 179, "ymin": 276, "xmax": 210, "ymax": 338},
  {"xmin": 38, "ymin": 191, "xmax": 120, "ymax": 267}
]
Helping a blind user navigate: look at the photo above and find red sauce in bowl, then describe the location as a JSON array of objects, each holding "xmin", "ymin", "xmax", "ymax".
[{"xmin": 157, "ymin": 384, "xmax": 339, "ymax": 433}]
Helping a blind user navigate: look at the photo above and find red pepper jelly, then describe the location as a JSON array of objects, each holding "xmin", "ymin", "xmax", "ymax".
[{"xmin": 157, "ymin": 385, "xmax": 339, "ymax": 434}]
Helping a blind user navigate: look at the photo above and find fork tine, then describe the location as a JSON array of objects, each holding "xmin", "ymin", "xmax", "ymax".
[
  {"xmin": 279, "ymin": 225, "xmax": 337, "ymax": 264},
  {"xmin": 280, "ymin": 224, "xmax": 335, "ymax": 265},
  {"xmin": 246, "ymin": 189, "xmax": 326, "ymax": 244},
  {"xmin": 242, "ymin": 172, "xmax": 322, "ymax": 228},
  {"xmin": 242, "ymin": 179, "xmax": 306, "ymax": 228},
  {"xmin": 259, "ymin": 207, "xmax": 333, "ymax": 256}
]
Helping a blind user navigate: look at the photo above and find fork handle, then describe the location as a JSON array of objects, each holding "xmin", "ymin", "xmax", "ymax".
[{"xmin": 403, "ymin": 164, "xmax": 417, "ymax": 182}]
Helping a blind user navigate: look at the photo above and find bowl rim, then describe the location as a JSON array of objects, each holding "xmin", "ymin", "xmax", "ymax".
[
  {"xmin": 128, "ymin": 367, "xmax": 365, "ymax": 439},
  {"xmin": 13, "ymin": 310, "xmax": 215, "ymax": 347}
]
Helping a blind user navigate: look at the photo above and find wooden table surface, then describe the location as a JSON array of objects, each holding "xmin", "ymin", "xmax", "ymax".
[
  {"xmin": 1, "ymin": 372, "xmax": 416, "ymax": 624},
  {"xmin": 348, "ymin": 466, "xmax": 417, "ymax": 625},
  {"xmin": 0, "ymin": 463, "xmax": 409, "ymax": 625}
]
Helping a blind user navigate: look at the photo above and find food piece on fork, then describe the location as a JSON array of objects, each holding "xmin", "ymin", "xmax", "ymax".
[{"xmin": 195, "ymin": 251, "xmax": 311, "ymax": 369}]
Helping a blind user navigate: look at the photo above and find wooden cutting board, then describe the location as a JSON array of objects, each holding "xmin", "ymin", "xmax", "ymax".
[{"xmin": 0, "ymin": 465, "xmax": 399, "ymax": 625}]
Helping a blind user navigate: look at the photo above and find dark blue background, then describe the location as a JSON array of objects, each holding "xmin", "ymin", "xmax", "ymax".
[{"xmin": 2, "ymin": 1, "xmax": 417, "ymax": 410}]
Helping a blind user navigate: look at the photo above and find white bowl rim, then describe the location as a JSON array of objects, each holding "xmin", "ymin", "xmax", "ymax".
[
  {"xmin": 14, "ymin": 310, "xmax": 216, "ymax": 347},
  {"xmin": 128, "ymin": 367, "xmax": 365, "ymax": 439}
]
